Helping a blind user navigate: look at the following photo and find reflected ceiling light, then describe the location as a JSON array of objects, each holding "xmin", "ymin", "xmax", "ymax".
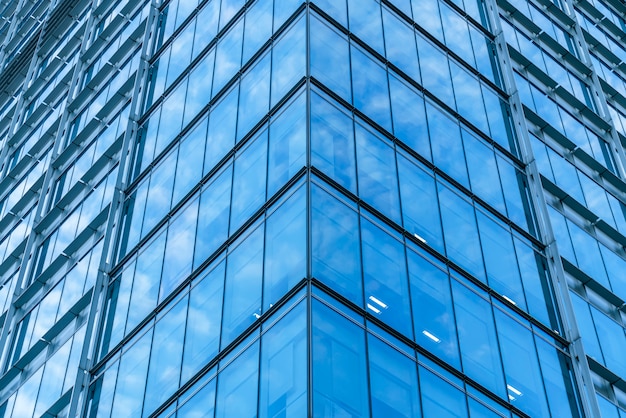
[
  {"xmin": 367, "ymin": 303, "xmax": 382, "ymax": 314},
  {"xmin": 502, "ymin": 295, "xmax": 517, "ymax": 306},
  {"xmin": 413, "ymin": 233, "xmax": 427, "ymax": 244},
  {"xmin": 507, "ymin": 384, "xmax": 522, "ymax": 397},
  {"xmin": 368, "ymin": 295, "xmax": 387, "ymax": 309},
  {"xmin": 253, "ymin": 312, "xmax": 261, "ymax": 319},
  {"xmin": 422, "ymin": 330, "xmax": 441, "ymax": 343}
]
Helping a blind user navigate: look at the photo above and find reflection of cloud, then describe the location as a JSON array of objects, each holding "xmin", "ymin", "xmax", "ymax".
[
  {"xmin": 271, "ymin": 19, "xmax": 305, "ymax": 106},
  {"xmin": 212, "ymin": 20, "xmax": 243, "ymax": 94}
]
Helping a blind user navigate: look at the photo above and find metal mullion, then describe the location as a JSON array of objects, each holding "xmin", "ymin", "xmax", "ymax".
[
  {"xmin": 484, "ymin": 0, "xmax": 602, "ymax": 416},
  {"xmin": 67, "ymin": 0, "xmax": 160, "ymax": 417}
]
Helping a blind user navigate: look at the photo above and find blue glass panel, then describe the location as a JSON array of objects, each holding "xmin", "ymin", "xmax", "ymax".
[
  {"xmin": 590, "ymin": 307, "xmax": 626, "ymax": 378},
  {"xmin": 273, "ymin": 0, "xmax": 302, "ymax": 30},
  {"xmin": 220, "ymin": 0, "xmax": 245, "ymax": 30},
  {"xmin": 243, "ymin": 0, "xmax": 273, "ymax": 64},
  {"xmin": 350, "ymin": 47, "xmax": 392, "ymax": 132},
  {"xmin": 214, "ymin": 340, "xmax": 259, "ymax": 418},
  {"xmin": 142, "ymin": 152, "xmax": 176, "ymax": 236},
  {"xmin": 110, "ymin": 329, "xmax": 153, "ymax": 417},
  {"xmin": 312, "ymin": 300, "xmax": 369, "ymax": 417},
  {"xmin": 568, "ymin": 222, "xmax": 610, "ymax": 288},
  {"xmin": 416, "ymin": 36, "xmax": 454, "ymax": 107},
  {"xmin": 194, "ymin": 166, "xmax": 232, "ymax": 269},
  {"xmin": 312, "ymin": 0, "xmax": 347, "ymax": 27},
  {"xmin": 382, "ymin": 9, "xmax": 421, "ymax": 84},
  {"xmin": 182, "ymin": 262, "xmax": 225, "ymax": 382},
  {"xmin": 221, "ymin": 225, "xmax": 264, "ymax": 348},
  {"xmin": 205, "ymin": 85, "xmax": 238, "ymax": 176},
  {"xmin": 475, "ymin": 211, "xmax": 526, "ymax": 309},
  {"xmin": 451, "ymin": 280, "xmax": 505, "ymax": 398},
  {"xmin": 348, "ymin": 0, "xmax": 384, "ymax": 55},
  {"xmin": 440, "ymin": 4, "xmax": 474, "ymax": 66},
  {"xmin": 450, "ymin": 62, "xmax": 489, "ymax": 134},
  {"xmin": 311, "ymin": 184, "xmax": 362, "ymax": 306},
  {"xmin": 193, "ymin": 0, "xmax": 220, "ymax": 57},
  {"xmin": 496, "ymin": 155, "xmax": 530, "ymax": 231},
  {"xmin": 143, "ymin": 295, "xmax": 188, "ymax": 416},
  {"xmin": 237, "ymin": 53, "xmax": 271, "ymax": 142},
  {"xmin": 102, "ymin": 264, "xmax": 134, "ymax": 358},
  {"xmin": 513, "ymin": 238, "xmax": 552, "ymax": 326},
  {"xmin": 89, "ymin": 360, "xmax": 119, "ymax": 418},
  {"xmin": 426, "ymin": 103, "xmax": 469, "ymax": 188},
  {"xmin": 355, "ymin": 123, "xmax": 400, "ymax": 223},
  {"xmin": 184, "ymin": 50, "xmax": 215, "ymax": 127},
  {"xmin": 397, "ymin": 154, "xmax": 444, "ymax": 253},
  {"xmin": 156, "ymin": 85, "xmax": 187, "ymax": 158},
  {"xmin": 126, "ymin": 234, "xmax": 166, "ymax": 333},
  {"xmin": 263, "ymin": 186, "xmax": 306, "ymax": 310},
  {"xmin": 368, "ymin": 334, "xmax": 421, "ymax": 418},
  {"xmin": 173, "ymin": 119, "xmax": 207, "ymax": 204},
  {"xmin": 160, "ymin": 200, "xmax": 198, "ymax": 301},
  {"xmin": 411, "ymin": 0, "xmax": 443, "ymax": 41},
  {"xmin": 271, "ymin": 16, "xmax": 306, "ymax": 107},
  {"xmin": 569, "ymin": 293, "xmax": 603, "ymax": 361},
  {"xmin": 463, "ymin": 130, "xmax": 505, "ymax": 214},
  {"xmin": 230, "ymin": 130, "xmax": 268, "ymax": 233},
  {"xmin": 419, "ymin": 366, "xmax": 468, "ymax": 418},
  {"xmin": 267, "ymin": 93, "xmax": 306, "ymax": 197},
  {"xmin": 438, "ymin": 184, "xmax": 485, "ymax": 282},
  {"xmin": 310, "ymin": 92, "xmax": 357, "ymax": 193},
  {"xmin": 176, "ymin": 378, "xmax": 216, "ymax": 417},
  {"xmin": 467, "ymin": 397, "xmax": 505, "ymax": 418},
  {"xmin": 407, "ymin": 247, "xmax": 460, "ymax": 367},
  {"xmin": 494, "ymin": 309, "xmax": 550, "ymax": 417},
  {"xmin": 310, "ymin": 16, "xmax": 351, "ymax": 102},
  {"xmin": 212, "ymin": 18, "xmax": 243, "ymax": 96},
  {"xmin": 535, "ymin": 336, "xmax": 581, "ymax": 418},
  {"xmin": 361, "ymin": 218, "xmax": 412, "ymax": 337},
  {"xmin": 259, "ymin": 300, "xmax": 307, "ymax": 418},
  {"xmin": 388, "ymin": 75, "xmax": 430, "ymax": 160}
]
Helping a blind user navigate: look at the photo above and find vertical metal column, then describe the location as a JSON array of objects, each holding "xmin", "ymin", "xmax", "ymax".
[{"xmin": 482, "ymin": 0, "xmax": 601, "ymax": 416}]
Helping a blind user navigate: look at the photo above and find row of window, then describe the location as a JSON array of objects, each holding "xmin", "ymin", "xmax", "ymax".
[
  {"xmin": 90, "ymin": 276, "xmax": 580, "ymax": 418},
  {"xmin": 310, "ymin": 86, "xmax": 533, "ymax": 235},
  {"xmin": 531, "ymin": 133, "xmax": 626, "ymax": 236},
  {"xmin": 29, "ymin": 166, "xmax": 117, "ymax": 284},
  {"xmin": 101, "ymin": 180, "xmax": 306, "ymax": 367},
  {"xmin": 3, "ymin": 240, "xmax": 101, "ymax": 370},
  {"xmin": 549, "ymin": 206, "xmax": 626, "ymax": 302},
  {"xmin": 571, "ymin": 290, "xmax": 626, "ymax": 381},
  {"xmin": 577, "ymin": 4, "xmax": 626, "ymax": 66},
  {"xmin": 310, "ymin": 10, "xmax": 513, "ymax": 153},
  {"xmin": 105, "ymin": 168, "xmax": 561, "ymax": 413},
  {"xmin": 0, "ymin": 323, "xmax": 85, "ymax": 418},
  {"xmin": 502, "ymin": 17, "xmax": 597, "ymax": 113},
  {"xmin": 515, "ymin": 71, "xmax": 617, "ymax": 172},
  {"xmin": 137, "ymin": 12, "xmax": 304, "ymax": 179},
  {"xmin": 122, "ymin": 88, "xmax": 305, "ymax": 260},
  {"xmin": 147, "ymin": 0, "xmax": 301, "ymax": 113},
  {"xmin": 505, "ymin": 0, "xmax": 580, "ymax": 58},
  {"xmin": 48, "ymin": 104, "xmax": 129, "ymax": 214}
]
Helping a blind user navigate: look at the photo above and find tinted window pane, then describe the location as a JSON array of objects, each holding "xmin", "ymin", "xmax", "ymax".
[
  {"xmin": 215, "ymin": 341, "xmax": 259, "ymax": 418},
  {"xmin": 368, "ymin": 335, "xmax": 420, "ymax": 418},
  {"xmin": 310, "ymin": 93, "xmax": 357, "ymax": 193},
  {"xmin": 259, "ymin": 301, "xmax": 307, "ymax": 418},
  {"xmin": 361, "ymin": 218, "xmax": 412, "ymax": 337},
  {"xmin": 311, "ymin": 185, "xmax": 362, "ymax": 306},
  {"xmin": 312, "ymin": 300, "xmax": 369, "ymax": 417}
]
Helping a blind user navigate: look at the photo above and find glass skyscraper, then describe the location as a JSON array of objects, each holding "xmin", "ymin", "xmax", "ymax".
[{"xmin": 1, "ymin": 0, "xmax": 626, "ymax": 416}]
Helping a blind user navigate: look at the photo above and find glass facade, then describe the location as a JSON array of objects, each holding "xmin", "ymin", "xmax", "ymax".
[{"xmin": 0, "ymin": 0, "xmax": 626, "ymax": 416}]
